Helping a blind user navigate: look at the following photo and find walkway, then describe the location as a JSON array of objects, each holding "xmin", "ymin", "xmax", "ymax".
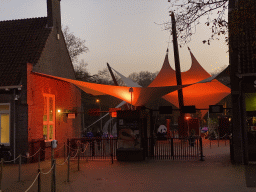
[{"xmin": 2, "ymin": 139, "xmax": 256, "ymax": 192}]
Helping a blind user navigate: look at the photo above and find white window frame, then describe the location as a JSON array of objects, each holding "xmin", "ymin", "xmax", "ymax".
[
  {"xmin": 43, "ymin": 94, "xmax": 55, "ymax": 141},
  {"xmin": 0, "ymin": 103, "xmax": 10, "ymax": 146}
]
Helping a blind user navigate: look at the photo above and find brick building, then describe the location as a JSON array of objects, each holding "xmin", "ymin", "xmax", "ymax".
[{"xmin": 0, "ymin": 0, "xmax": 81, "ymax": 161}]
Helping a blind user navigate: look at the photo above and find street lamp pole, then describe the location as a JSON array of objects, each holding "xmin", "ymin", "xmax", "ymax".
[
  {"xmin": 129, "ymin": 87, "xmax": 133, "ymax": 110},
  {"xmin": 96, "ymin": 99, "xmax": 102, "ymax": 132}
]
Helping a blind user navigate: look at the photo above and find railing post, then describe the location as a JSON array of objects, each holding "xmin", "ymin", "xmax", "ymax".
[
  {"xmin": 0, "ymin": 158, "xmax": 3, "ymax": 192},
  {"xmin": 171, "ymin": 138, "xmax": 174, "ymax": 159},
  {"xmin": 200, "ymin": 137, "xmax": 204, "ymax": 161},
  {"xmin": 38, "ymin": 148, "xmax": 41, "ymax": 169},
  {"xmin": 64, "ymin": 142, "xmax": 66, "ymax": 161},
  {"xmin": 19, "ymin": 155, "xmax": 21, "ymax": 181},
  {"xmin": 78, "ymin": 144, "xmax": 80, "ymax": 171},
  {"xmin": 38, "ymin": 169, "xmax": 41, "ymax": 192},
  {"xmin": 67, "ymin": 155, "xmax": 70, "ymax": 182},
  {"xmin": 52, "ymin": 159, "xmax": 56, "ymax": 192},
  {"xmin": 67, "ymin": 139, "xmax": 70, "ymax": 157},
  {"xmin": 111, "ymin": 138, "xmax": 113, "ymax": 164}
]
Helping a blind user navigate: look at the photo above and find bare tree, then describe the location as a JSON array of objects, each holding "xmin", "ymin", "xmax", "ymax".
[
  {"xmin": 165, "ymin": 0, "xmax": 256, "ymax": 47},
  {"xmin": 62, "ymin": 26, "xmax": 89, "ymax": 63},
  {"xmin": 128, "ymin": 71, "xmax": 159, "ymax": 87},
  {"xmin": 165, "ymin": 0, "xmax": 229, "ymax": 45}
]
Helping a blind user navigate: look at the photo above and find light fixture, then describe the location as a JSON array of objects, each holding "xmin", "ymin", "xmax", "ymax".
[
  {"xmin": 57, "ymin": 109, "xmax": 61, "ymax": 113},
  {"xmin": 14, "ymin": 95, "xmax": 19, "ymax": 101}
]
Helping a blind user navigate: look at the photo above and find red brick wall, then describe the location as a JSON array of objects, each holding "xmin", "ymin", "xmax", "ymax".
[{"xmin": 27, "ymin": 63, "xmax": 81, "ymax": 159}]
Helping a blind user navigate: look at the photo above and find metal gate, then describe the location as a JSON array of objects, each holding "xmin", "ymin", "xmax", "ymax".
[{"xmin": 147, "ymin": 137, "xmax": 203, "ymax": 160}]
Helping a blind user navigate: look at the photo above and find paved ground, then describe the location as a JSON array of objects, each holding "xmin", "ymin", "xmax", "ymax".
[{"xmin": 1, "ymin": 139, "xmax": 256, "ymax": 192}]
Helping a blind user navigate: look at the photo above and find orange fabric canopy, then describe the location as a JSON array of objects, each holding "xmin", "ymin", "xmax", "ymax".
[
  {"xmin": 33, "ymin": 72, "xmax": 192, "ymax": 106},
  {"xmin": 148, "ymin": 48, "xmax": 230, "ymax": 117}
]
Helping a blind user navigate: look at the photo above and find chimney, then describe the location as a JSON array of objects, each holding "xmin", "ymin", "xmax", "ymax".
[{"xmin": 47, "ymin": 0, "xmax": 61, "ymax": 31}]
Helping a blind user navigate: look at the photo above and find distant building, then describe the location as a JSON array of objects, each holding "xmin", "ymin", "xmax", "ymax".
[
  {"xmin": 0, "ymin": 0, "xmax": 81, "ymax": 161},
  {"xmin": 229, "ymin": 0, "xmax": 256, "ymax": 164}
]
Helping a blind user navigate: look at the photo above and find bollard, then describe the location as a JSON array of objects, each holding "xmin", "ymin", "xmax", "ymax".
[
  {"xmin": 51, "ymin": 159, "xmax": 56, "ymax": 192},
  {"xmin": 0, "ymin": 158, "xmax": 3, "ymax": 192},
  {"xmin": 64, "ymin": 142, "xmax": 66, "ymax": 162},
  {"xmin": 38, "ymin": 149, "xmax": 41, "ymax": 169},
  {"xmin": 38, "ymin": 169, "xmax": 41, "ymax": 192},
  {"xmin": 19, "ymin": 155, "xmax": 21, "ymax": 182},
  {"xmin": 67, "ymin": 155, "xmax": 70, "ymax": 182},
  {"xmin": 78, "ymin": 144, "xmax": 80, "ymax": 171},
  {"xmin": 51, "ymin": 148, "xmax": 55, "ymax": 192}
]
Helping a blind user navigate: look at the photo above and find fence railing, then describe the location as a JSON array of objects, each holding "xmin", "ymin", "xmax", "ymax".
[
  {"xmin": 147, "ymin": 137, "xmax": 204, "ymax": 161},
  {"xmin": 67, "ymin": 137, "xmax": 118, "ymax": 161},
  {"xmin": 68, "ymin": 137, "xmax": 204, "ymax": 161}
]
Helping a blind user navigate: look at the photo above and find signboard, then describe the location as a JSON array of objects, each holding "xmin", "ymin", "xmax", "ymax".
[
  {"xmin": 109, "ymin": 108, "xmax": 121, "ymax": 117},
  {"xmin": 209, "ymin": 105, "xmax": 223, "ymax": 113},
  {"xmin": 68, "ymin": 113, "xmax": 76, "ymax": 119},
  {"xmin": 159, "ymin": 106, "xmax": 172, "ymax": 114},
  {"xmin": 181, "ymin": 105, "xmax": 196, "ymax": 113}
]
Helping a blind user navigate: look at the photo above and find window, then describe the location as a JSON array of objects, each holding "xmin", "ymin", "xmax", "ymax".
[
  {"xmin": 0, "ymin": 104, "xmax": 10, "ymax": 145},
  {"xmin": 43, "ymin": 94, "xmax": 55, "ymax": 141}
]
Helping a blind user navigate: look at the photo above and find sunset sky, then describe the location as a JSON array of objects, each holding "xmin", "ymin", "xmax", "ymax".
[{"xmin": 0, "ymin": 0, "xmax": 229, "ymax": 76}]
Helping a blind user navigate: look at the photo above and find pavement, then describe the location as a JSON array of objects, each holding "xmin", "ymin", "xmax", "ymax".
[{"xmin": 1, "ymin": 139, "xmax": 256, "ymax": 192}]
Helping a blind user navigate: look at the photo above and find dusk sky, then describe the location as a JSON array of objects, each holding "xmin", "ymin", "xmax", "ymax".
[{"xmin": 0, "ymin": 0, "xmax": 229, "ymax": 76}]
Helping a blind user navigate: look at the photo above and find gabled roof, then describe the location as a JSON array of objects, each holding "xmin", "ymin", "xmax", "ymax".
[{"xmin": 0, "ymin": 17, "xmax": 51, "ymax": 86}]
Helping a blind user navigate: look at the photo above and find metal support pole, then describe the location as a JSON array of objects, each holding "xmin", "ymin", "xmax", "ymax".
[{"xmin": 170, "ymin": 12, "xmax": 185, "ymax": 137}]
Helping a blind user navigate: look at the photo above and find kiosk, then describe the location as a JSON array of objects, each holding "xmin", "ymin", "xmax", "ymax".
[{"xmin": 116, "ymin": 109, "xmax": 150, "ymax": 161}]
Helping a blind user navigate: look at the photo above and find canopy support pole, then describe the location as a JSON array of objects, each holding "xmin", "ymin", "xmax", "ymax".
[{"xmin": 170, "ymin": 12, "xmax": 186, "ymax": 137}]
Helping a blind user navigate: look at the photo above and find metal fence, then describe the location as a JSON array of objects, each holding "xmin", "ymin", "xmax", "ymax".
[
  {"xmin": 67, "ymin": 137, "xmax": 118, "ymax": 160},
  {"xmin": 147, "ymin": 137, "xmax": 203, "ymax": 160},
  {"xmin": 67, "ymin": 137, "xmax": 203, "ymax": 161}
]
